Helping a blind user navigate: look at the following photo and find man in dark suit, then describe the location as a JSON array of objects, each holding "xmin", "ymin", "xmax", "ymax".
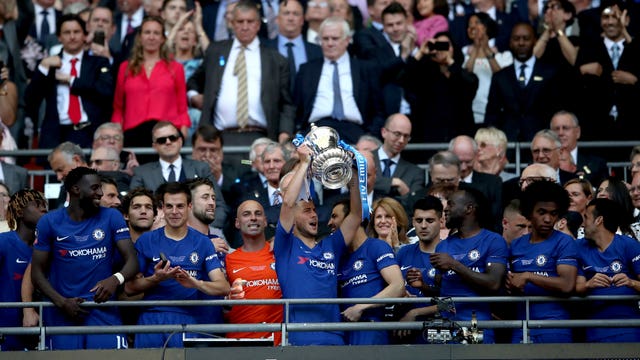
[
  {"xmin": 109, "ymin": 0, "xmax": 144, "ymax": 59},
  {"xmin": 26, "ymin": 0, "xmax": 60, "ymax": 49},
  {"xmin": 352, "ymin": 0, "xmax": 392, "ymax": 61},
  {"xmin": 25, "ymin": 14, "xmax": 114, "ymax": 149},
  {"xmin": 1, "ymin": 0, "xmax": 28, "ymax": 137},
  {"xmin": 130, "ymin": 121, "xmax": 229, "ymax": 228},
  {"xmin": 449, "ymin": 135, "xmax": 503, "ymax": 228},
  {"xmin": 485, "ymin": 22, "xmax": 563, "ymax": 142},
  {"xmin": 575, "ymin": 1, "xmax": 640, "ymax": 141},
  {"xmin": 373, "ymin": 113, "xmax": 424, "ymax": 203},
  {"xmin": 294, "ymin": 17, "xmax": 384, "ymax": 144},
  {"xmin": 264, "ymin": 0, "xmax": 322, "ymax": 93},
  {"xmin": 191, "ymin": 124, "xmax": 249, "ymax": 205},
  {"xmin": 550, "ymin": 111, "xmax": 608, "ymax": 186},
  {"xmin": 188, "ymin": 0, "xmax": 295, "ymax": 145}
]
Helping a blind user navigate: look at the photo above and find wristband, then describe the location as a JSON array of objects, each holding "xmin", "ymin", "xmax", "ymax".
[
  {"xmin": 113, "ymin": 272, "xmax": 125, "ymax": 285},
  {"xmin": 557, "ymin": 29, "xmax": 565, "ymax": 37},
  {"xmin": 486, "ymin": 52, "xmax": 495, "ymax": 60}
]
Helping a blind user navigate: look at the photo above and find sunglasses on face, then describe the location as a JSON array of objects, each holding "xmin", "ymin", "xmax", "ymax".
[{"xmin": 154, "ymin": 134, "xmax": 181, "ymax": 145}]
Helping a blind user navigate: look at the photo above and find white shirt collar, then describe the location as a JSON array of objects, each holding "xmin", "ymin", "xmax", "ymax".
[
  {"xmin": 159, "ymin": 156, "xmax": 183, "ymax": 172},
  {"xmin": 378, "ymin": 146, "xmax": 400, "ymax": 163},
  {"xmin": 233, "ymin": 37, "xmax": 260, "ymax": 51}
]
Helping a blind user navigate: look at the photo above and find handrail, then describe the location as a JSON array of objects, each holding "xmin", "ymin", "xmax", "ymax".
[{"xmin": 1, "ymin": 295, "xmax": 638, "ymax": 348}]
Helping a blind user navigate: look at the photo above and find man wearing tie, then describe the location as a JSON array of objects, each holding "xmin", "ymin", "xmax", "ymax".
[
  {"xmin": 30, "ymin": 0, "xmax": 59, "ymax": 49},
  {"xmin": 575, "ymin": 1, "xmax": 640, "ymax": 140},
  {"xmin": 294, "ymin": 17, "xmax": 384, "ymax": 144},
  {"xmin": 265, "ymin": 0, "xmax": 322, "ymax": 93},
  {"xmin": 26, "ymin": 14, "xmax": 113, "ymax": 149},
  {"xmin": 188, "ymin": 0, "xmax": 294, "ymax": 145},
  {"xmin": 485, "ymin": 22, "xmax": 562, "ymax": 142}
]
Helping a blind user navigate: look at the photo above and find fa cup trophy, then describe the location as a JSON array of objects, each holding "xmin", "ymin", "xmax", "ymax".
[{"xmin": 301, "ymin": 123, "xmax": 353, "ymax": 189}]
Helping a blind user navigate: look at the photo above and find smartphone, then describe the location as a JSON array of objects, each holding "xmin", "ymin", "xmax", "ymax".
[
  {"xmin": 159, "ymin": 252, "xmax": 168, "ymax": 267},
  {"xmin": 428, "ymin": 41, "xmax": 450, "ymax": 51},
  {"xmin": 93, "ymin": 30, "xmax": 106, "ymax": 45}
]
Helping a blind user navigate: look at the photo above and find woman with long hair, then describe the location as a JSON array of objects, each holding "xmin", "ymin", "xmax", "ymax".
[
  {"xmin": 367, "ymin": 197, "xmax": 409, "ymax": 251},
  {"xmin": 412, "ymin": 0, "xmax": 448, "ymax": 46},
  {"xmin": 112, "ymin": 16, "xmax": 190, "ymax": 148},
  {"xmin": 596, "ymin": 177, "xmax": 636, "ymax": 239}
]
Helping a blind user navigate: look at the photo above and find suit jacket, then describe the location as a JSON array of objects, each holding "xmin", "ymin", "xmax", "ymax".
[
  {"xmin": 293, "ymin": 56, "xmax": 384, "ymax": 134},
  {"xmin": 109, "ymin": 11, "xmax": 143, "ymax": 58},
  {"xmin": 352, "ymin": 27, "xmax": 395, "ymax": 65},
  {"xmin": 25, "ymin": 52, "xmax": 114, "ymax": 149},
  {"xmin": 575, "ymin": 39, "xmax": 640, "ymax": 139},
  {"xmin": 1, "ymin": 163, "xmax": 28, "ymax": 195},
  {"xmin": 1, "ymin": 20, "xmax": 28, "ymax": 110},
  {"xmin": 129, "ymin": 157, "xmax": 229, "ymax": 229},
  {"xmin": 485, "ymin": 60, "xmax": 561, "ymax": 141},
  {"xmin": 27, "ymin": 8, "xmax": 60, "ymax": 48},
  {"xmin": 187, "ymin": 39, "xmax": 295, "ymax": 140},
  {"xmin": 263, "ymin": 37, "xmax": 323, "ymax": 64},
  {"xmin": 372, "ymin": 148, "xmax": 425, "ymax": 198},
  {"xmin": 575, "ymin": 151, "xmax": 608, "ymax": 187}
]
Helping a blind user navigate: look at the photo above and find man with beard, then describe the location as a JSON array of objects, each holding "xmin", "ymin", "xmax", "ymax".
[
  {"xmin": 275, "ymin": 144, "xmax": 361, "ymax": 345},
  {"xmin": 507, "ymin": 181, "xmax": 577, "ymax": 343},
  {"xmin": 430, "ymin": 187, "xmax": 507, "ymax": 343},
  {"xmin": 0, "ymin": 189, "xmax": 48, "ymax": 351},
  {"xmin": 328, "ymin": 198, "xmax": 404, "ymax": 345},
  {"xmin": 120, "ymin": 187, "xmax": 157, "ymax": 243},
  {"xmin": 575, "ymin": 198, "xmax": 640, "ymax": 342},
  {"xmin": 125, "ymin": 182, "xmax": 229, "ymax": 348},
  {"xmin": 225, "ymin": 200, "xmax": 283, "ymax": 344},
  {"xmin": 31, "ymin": 167, "xmax": 138, "ymax": 350},
  {"xmin": 395, "ymin": 196, "xmax": 443, "ymax": 343}
]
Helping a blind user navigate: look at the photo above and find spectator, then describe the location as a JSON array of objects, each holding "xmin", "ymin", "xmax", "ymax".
[
  {"xmin": 564, "ymin": 177, "xmax": 594, "ymax": 220},
  {"xmin": 554, "ymin": 210, "xmax": 584, "ymax": 239},
  {"xmin": 630, "ymin": 172, "xmax": 640, "ymax": 230},
  {"xmin": 31, "ymin": 167, "xmax": 138, "ymax": 350},
  {"xmin": 26, "ymin": 14, "xmax": 114, "ymax": 149},
  {"xmin": 501, "ymin": 199, "xmax": 530, "ymax": 245},
  {"xmin": 332, "ymin": 198, "xmax": 404, "ymax": 345},
  {"xmin": 575, "ymin": 1, "xmax": 640, "ymax": 141},
  {"xmin": 0, "ymin": 64, "xmax": 18, "ymax": 132},
  {"xmin": 112, "ymin": 16, "xmax": 190, "ymax": 148},
  {"xmin": 533, "ymin": 0, "xmax": 578, "ymax": 66},
  {"xmin": 428, "ymin": 150, "xmax": 460, "ymax": 187},
  {"xmin": 355, "ymin": 134, "xmax": 382, "ymax": 153},
  {"xmin": 304, "ymin": 0, "xmax": 331, "ymax": 45},
  {"xmin": 576, "ymin": 198, "xmax": 640, "ymax": 342},
  {"xmin": 167, "ymin": 4, "xmax": 210, "ymax": 140},
  {"xmin": 120, "ymin": 187, "xmax": 157, "ymax": 243},
  {"xmin": 129, "ymin": 121, "xmax": 229, "ymax": 230},
  {"xmin": 160, "ymin": 0, "xmax": 187, "ymax": 35},
  {"xmin": 485, "ymin": 22, "xmax": 562, "ymax": 142},
  {"xmin": 329, "ymin": 0, "xmax": 359, "ymax": 32},
  {"xmin": 0, "ymin": 128, "xmax": 28, "ymax": 194},
  {"xmin": 90, "ymin": 147, "xmax": 122, "ymax": 172},
  {"xmin": 0, "ymin": 182, "xmax": 10, "ymax": 232},
  {"xmin": 473, "ymin": 126, "xmax": 517, "ymax": 181},
  {"xmin": 449, "ymin": 135, "xmax": 503, "ymax": 225},
  {"xmin": 373, "ymin": 114, "xmax": 425, "ymax": 203},
  {"xmin": 367, "ymin": 197, "xmax": 409, "ymax": 251},
  {"xmin": 530, "ymin": 129, "xmax": 577, "ymax": 185},
  {"xmin": 275, "ymin": 143, "xmax": 361, "ymax": 345},
  {"xmin": 595, "ymin": 176, "xmax": 636, "ymax": 239},
  {"xmin": 395, "ymin": 196, "xmax": 443, "ymax": 343},
  {"xmin": 188, "ymin": 0, "xmax": 294, "ymax": 145},
  {"xmin": 462, "ymin": 13, "xmax": 512, "ymax": 126},
  {"xmin": 125, "ymin": 182, "xmax": 229, "ymax": 348},
  {"xmin": 110, "ymin": 0, "xmax": 145, "ymax": 59},
  {"xmin": 508, "ymin": 180, "xmax": 577, "ymax": 344},
  {"xmin": 0, "ymin": 189, "xmax": 48, "ymax": 350},
  {"xmin": 30, "ymin": 0, "xmax": 60, "ymax": 49},
  {"xmin": 294, "ymin": 16, "xmax": 384, "ymax": 144},
  {"xmin": 225, "ymin": 200, "xmax": 283, "ymax": 344},
  {"xmin": 47, "ymin": 142, "xmax": 89, "ymax": 208},
  {"xmin": 85, "ymin": 7, "xmax": 117, "ymax": 64},
  {"xmin": 550, "ymin": 111, "xmax": 608, "ymax": 186},
  {"xmin": 630, "ymin": 145, "xmax": 640, "ymax": 179},
  {"xmin": 92, "ymin": 123, "xmax": 139, "ymax": 177},
  {"xmin": 406, "ymin": 31, "xmax": 478, "ymax": 142},
  {"xmin": 265, "ymin": 0, "xmax": 322, "ymax": 94},
  {"xmin": 412, "ymin": 0, "xmax": 449, "ymax": 46},
  {"xmin": 430, "ymin": 187, "xmax": 508, "ymax": 343}
]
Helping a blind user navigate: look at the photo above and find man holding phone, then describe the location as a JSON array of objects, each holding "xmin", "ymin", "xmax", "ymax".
[{"xmin": 86, "ymin": 7, "xmax": 116, "ymax": 63}]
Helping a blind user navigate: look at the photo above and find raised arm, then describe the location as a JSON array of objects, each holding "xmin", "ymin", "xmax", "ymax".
[
  {"xmin": 279, "ymin": 145, "xmax": 312, "ymax": 232},
  {"xmin": 339, "ymin": 165, "xmax": 362, "ymax": 246}
]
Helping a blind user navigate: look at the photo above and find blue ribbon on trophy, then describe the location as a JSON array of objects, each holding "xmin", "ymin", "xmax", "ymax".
[{"xmin": 292, "ymin": 125, "xmax": 369, "ymax": 221}]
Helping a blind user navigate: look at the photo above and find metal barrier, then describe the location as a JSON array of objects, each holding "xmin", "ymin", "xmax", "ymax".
[{"xmin": 1, "ymin": 295, "xmax": 639, "ymax": 349}]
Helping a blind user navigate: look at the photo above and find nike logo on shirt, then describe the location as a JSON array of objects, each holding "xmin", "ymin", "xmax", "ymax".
[
  {"xmin": 232, "ymin": 267, "xmax": 246, "ymax": 274},
  {"xmin": 16, "ymin": 259, "xmax": 28, "ymax": 264},
  {"xmin": 400, "ymin": 265, "xmax": 412, "ymax": 271},
  {"xmin": 56, "ymin": 236, "xmax": 69, "ymax": 241},
  {"xmin": 152, "ymin": 257, "xmax": 161, "ymax": 262}
]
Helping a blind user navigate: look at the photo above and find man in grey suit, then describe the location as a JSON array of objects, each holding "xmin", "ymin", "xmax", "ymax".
[
  {"xmin": 187, "ymin": 0, "xmax": 295, "ymax": 145},
  {"xmin": 0, "ymin": 163, "xmax": 27, "ymax": 195},
  {"xmin": 373, "ymin": 113, "xmax": 425, "ymax": 204},
  {"xmin": 130, "ymin": 121, "xmax": 229, "ymax": 229}
]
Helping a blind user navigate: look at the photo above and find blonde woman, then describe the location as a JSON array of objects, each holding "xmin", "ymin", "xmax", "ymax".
[
  {"xmin": 367, "ymin": 197, "xmax": 409, "ymax": 251},
  {"xmin": 473, "ymin": 127, "xmax": 517, "ymax": 182}
]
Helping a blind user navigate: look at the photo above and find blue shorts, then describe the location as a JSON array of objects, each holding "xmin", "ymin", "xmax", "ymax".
[
  {"xmin": 44, "ymin": 307, "xmax": 127, "ymax": 350},
  {"xmin": 135, "ymin": 310, "xmax": 197, "ymax": 348}
]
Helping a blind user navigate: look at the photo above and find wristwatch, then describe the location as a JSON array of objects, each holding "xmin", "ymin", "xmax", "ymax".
[
  {"xmin": 557, "ymin": 29, "xmax": 565, "ymax": 37},
  {"xmin": 486, "ymin": 52, "xmax": 495, "ymax": 60}
]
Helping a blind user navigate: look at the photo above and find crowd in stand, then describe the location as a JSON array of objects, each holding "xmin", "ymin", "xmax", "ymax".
[{"xmin": 1, "ymin": 0, "xmax": 640, "ymax": 352}]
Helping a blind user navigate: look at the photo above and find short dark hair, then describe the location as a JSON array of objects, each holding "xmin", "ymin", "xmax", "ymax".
[
  {"xmin": 191, "ymin": 123, "xmax": 224, "ymax": 147},
  {"xmin": 99, "ymin": 174, "xmax": 118, "ymax": 188},
  {"xmin": 468, "ymin": 12, "xmax": 498, "ymax": 39},
  {"xmin": 56, "ymin": 13, "xmax": 88, "ymax": 36},
  {"xmin": 520, "ymin": 181, "xmax": 570, "ymax": 219},
  {"xmin": 559, "ymin": 211, "xmax": 583, "ymax": 238},
  {"xmin": 588, "ymin": 198, "xmax": 622, "ymax": 234},
  {"xmin": 121, "ymin": 187, "xmax": 158, "ymax": 216},
  {"xmin": 151, "ymin": 121, "xmax": 182, "ymax": 142},
  {"xmin": 332, "ymin": 198, "xmax": 351, "ymax": 217},
  {"xmin": 64, "ymin": 167, "xmax": 98, "ymax": 191},
  {"xmin": 458, "ymin": 187, "xmax": 492, "ymax": 229},
  {"xmin": 156, "ymin": 182, "xmax": 191, "ymax": 205},
  {"xmin": 413, "ymin": 195, "xmax": 443, "ymax": 217},
  {"xmin": 382, "ymin": 2, "xmax": 407, "ymax": 19},
  {"xmin": 185, "ymin": 177, "xmax": 214, "ymax": 194}
]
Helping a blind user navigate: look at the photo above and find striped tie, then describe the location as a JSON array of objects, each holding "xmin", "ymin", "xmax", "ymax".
[{"xmin": 234, "ymin": 47, "xmax": 248, "ymax": 128}]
